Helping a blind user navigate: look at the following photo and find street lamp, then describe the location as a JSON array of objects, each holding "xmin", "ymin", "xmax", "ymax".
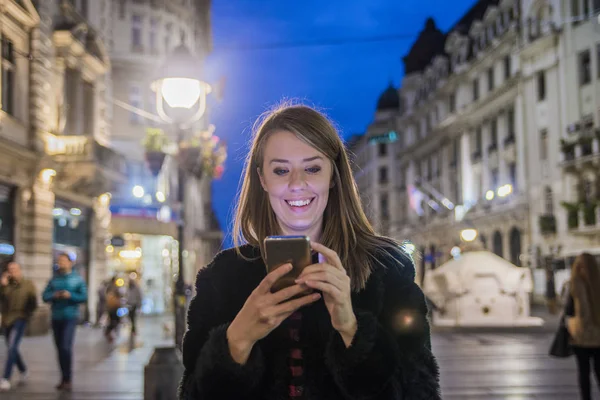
[
  {"xmin": 460, "ymin": 228, "xmax": 478, "ymax": 242},
  {"xmin": 151, "ymin": 35, "xmax": 211, "ymax": 351}
]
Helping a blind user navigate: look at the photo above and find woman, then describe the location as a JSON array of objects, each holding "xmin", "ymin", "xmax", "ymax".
[
  {"xmin": 179, "ymin": 104, "xmax": 441, "ymax": 399},
  {"xmin": 566, "ymin": 253, "xmax": 600, "ymax": 400}
]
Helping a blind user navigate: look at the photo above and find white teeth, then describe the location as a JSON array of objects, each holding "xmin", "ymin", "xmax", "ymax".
[{"xmin": 287, "ymin": 199, "xmax": 312, "ymax": 207}]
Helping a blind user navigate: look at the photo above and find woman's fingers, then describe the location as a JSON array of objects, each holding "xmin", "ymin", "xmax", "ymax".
[
  {"xmin": 256, "ymin": 263, "xmax": 293, "ymax": 294},
  {"xmin": 269, "ymin": 283, "xmax": 314, "ymax": 304},
  {"xmin": 303, "ymin": 280, "xmax": 344, "ymax": 299},
  {"xmin": 297, "ymin": 271, "xmax": 345, "ymax": 290},
  {"xmin": 310, "ymin": 242, "xmax": 344, "ymax": 270},
  {"xmin": 269, "ymin": 292, "xmax": 321, "ymax": 317}
]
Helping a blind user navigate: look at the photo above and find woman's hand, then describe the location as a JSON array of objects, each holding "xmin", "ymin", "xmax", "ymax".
[
  {"xmin": 296, "ymin": 242, "xmax": 357, "ymax": 347},
  {"xmin": 227, "ymin": 263, "xmax": 321, "ymax": 364}
]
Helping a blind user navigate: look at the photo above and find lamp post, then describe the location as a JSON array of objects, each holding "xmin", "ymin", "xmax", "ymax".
[
  {"xmin": 151, "ymin": 35, "xmax": 211, "ymax": 350},
  {"xmin": 143, "ymin": 36, "xmax": 212, "ymax": 400}
]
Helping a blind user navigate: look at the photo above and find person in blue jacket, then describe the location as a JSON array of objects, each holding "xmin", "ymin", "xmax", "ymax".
[{"xmin": 42, "ymin": 253, "xmax": 87, "ymax": 391}]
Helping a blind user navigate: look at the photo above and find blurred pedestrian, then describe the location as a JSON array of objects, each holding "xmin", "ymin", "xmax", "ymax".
[
  {"xmin": 42, "ymin": 253, "xmax": 88, "ymax": 392},
  {"xmin": 104, "ymin": 276, "xmax": 125, "ymax": 342},
  {"xmin": 127, "ymin": 279, "xmax": 143, "ymax": 336},
  {"xmin": 565, "ymin": 253, "xmax": 600, "ymax": 400},
  {"xmin": 95, "ymin": 280, "xmax": 108, "ymax": 327},
  {"xmin": 545, "ymin": 261, "xmax": 557, "ymax": 314},
  {"xmin": 0, "ymin": 262, "xmax": 37, "ymax": 391}
]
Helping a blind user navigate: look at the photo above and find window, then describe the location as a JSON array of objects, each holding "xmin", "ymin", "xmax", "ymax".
[
  {"xmin": 537, "ymin": 71, "xmax": 546, "ymax": 101},
  {"xmin": 80, "ymin": 0, "xmax": 88, "ymax": 18},
  {"xmin": 504, "ymin": 55, "xmax": 511, "ymax": 79},
  {"xmin": 380, "ymin": 194, "xmax": 389, "ymax": 219},
  {"xmin": 131, "ymin": 15, "xmax": 142, "ymax": 50},
  {"xmin": 119, "ymin": 0, "xmax": 126, "ymax": 19},
  {"xmin": 476, "ymin": 127, "xmax": 482, "ymax": 153},
  {"xmin": 472, "ymin": 78, "xmax": 480, "ymax": 101},
  {"xmin": 490, "ymin": 118, "xmax": 498, "ymax": 148},
  {"xmin": 487, "ymin": 67, "xmax": 494, "ymax": 91},
  {"xmin": 451, "ymin": 138, "xmax": 459, "ymax": 167},
  {"xmin": 129, "ymin": 85, "xmax": 142, "ymax": 124},
  {"xmin": 378, "ymin": 167, "xmax": 388, "ymax": 184},
  {"xmin": 507, "ymin": 107, "xmax": 515, "ymax": 136},
  {"xmin": 598, "ymin": 44, "xmax": 600, "ymax": 78},
  {"xmin": 579, "ymin": 49, "xmax": 591, "ymax": 86},
  {"xmin": 509, "ymin": 162, "xmax": 517, "ymax": 191},
  {"xmin": 491, "ymin": 168, "xmax": 499, "ymax": 190},
  {"xmin": 378, "ymin": 143, "xmax": 387, "ymax": 157},
  {"xmin": 544, "ymin": 187, "xmax": 553, "ymax": 214},
  {"xmin": 427, "ymin": 157, "xmax": 433, "ymax": 181},
  {"xmin": 83, "ymin": 81, "xmax": 94, "ymax": 135},
  {"xmin": 1, "ymin": 38, "xmax": 15, "ymax": 116},
  {"xmin": 150, "ymin": 18, "xmax": 158, "ymax": 53},
  {"xmin": 165, "ymin": 23, "xmax": 172, "ymax": 52},
  {"xmin": 449, "ymin": 92, "xmax": 456, "ymax": 112},
  {"xmin": 540, "ymin": 129, "xmax": 548, "ymax": 160},
  {"xmin": 583, "ymin": 0, "xmax": 590, "ymax": 16}
]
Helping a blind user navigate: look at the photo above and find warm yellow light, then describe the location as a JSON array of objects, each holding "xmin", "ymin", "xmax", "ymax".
[
  {"xmin": 156, "ymin": 191, "xmax": 166, "ymax": 203},
  {"xmin": 497, "ymin": 184, "xmax": 513, "ymax": 197},
  {"xmin": 40, "ymin": 168, "xmax": 57, "ymax": 184},
  {"xmin": 116, "ymin": 278, "xmax": 125, "ymax": 287},
  {"xmin": 460, "ymin": 228, "xmax": 478, "ymax": 242},
  {"xmin": 485, "ymin": 190, "xmax": 495, "ymax": 201},
  {"xmin": 99, "ymin": 193, "xmax": 111, "ymax": 206},
  {"xmin": 160, "ymin": 78, "xmax": 202, "ymax": 109},
  {"xmin": 106, "ymin": 245, "xmax": 114, "ymax": 253},
  {"xmin": 119, "ymin": 249, "xmax": 142, "ymax": 259}
]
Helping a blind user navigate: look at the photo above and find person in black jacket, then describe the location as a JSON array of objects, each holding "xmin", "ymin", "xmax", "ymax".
[{"xmin": 179, "ymin": 104, "xmax": 441, "ymax": 400}]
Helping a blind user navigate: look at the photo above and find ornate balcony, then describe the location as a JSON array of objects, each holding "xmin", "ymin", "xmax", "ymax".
[
  {"xmin": 562, "ymin": 201, "xmax": 600, "ymax": 236},
  {"xmin": 44, "ymin": 133, "xmax": 127, "ymax": 197},
  {"xmin": 560, "ymin": 132, "xmax": 600, "ymax": 174}
]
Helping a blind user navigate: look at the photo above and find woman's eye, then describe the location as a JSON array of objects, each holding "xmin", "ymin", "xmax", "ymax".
[
  {"xmin": 273, "ymin": 168, "xmax": 288, "ymax": 176},
  {"xmin": 306, "ymin": 167, "xmax": 321, "ymax": 174}
]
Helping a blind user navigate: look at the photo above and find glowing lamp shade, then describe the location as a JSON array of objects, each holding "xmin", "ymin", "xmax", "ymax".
[
  {"xmin": 160, "ymin": 78, "xmax": 202, "ymax": 109},
  {"xmin": 460, "ymin": 228, "xmax": 478, "ymax": 242}
]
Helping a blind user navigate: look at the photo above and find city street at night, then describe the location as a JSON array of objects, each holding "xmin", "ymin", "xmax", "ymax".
[{"xmin": 0, "ymin": 312, "xmax": 596, "ymax": 400}]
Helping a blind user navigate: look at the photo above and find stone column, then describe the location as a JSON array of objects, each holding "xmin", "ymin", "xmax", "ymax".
[
  {"xmin": 87, "ymin": 194, "xmax": 111, "ymax": 324},
  {"xmin": 15, "ymin": 182, "xmax": 55, "ymax": 335},
  {"xmin": 514, "ymin": 93, "xmax": 526, "ymax": 194}
]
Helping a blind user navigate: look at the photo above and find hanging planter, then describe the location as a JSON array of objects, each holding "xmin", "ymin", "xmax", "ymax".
[
  {"xmin": 142, "ymin": 128, "xmax": 170, "ymax": 176},
  {"xmin": 145, "ymin": 151, "xmax": 167, "ymax": 177}
]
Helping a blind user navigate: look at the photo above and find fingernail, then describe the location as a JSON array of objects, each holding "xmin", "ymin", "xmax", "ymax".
[{"xmin": 295, "ymin": 279, "xmax": 303, "ymax": 284}]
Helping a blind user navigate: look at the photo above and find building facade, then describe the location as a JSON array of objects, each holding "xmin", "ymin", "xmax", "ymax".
[
  {"xmin": 353, "ymin": 0, "xmax": 600, "ymax": 298},
  {"xmin": 1, "ymin": 0, "xmax": 125, "ymax": 332}
]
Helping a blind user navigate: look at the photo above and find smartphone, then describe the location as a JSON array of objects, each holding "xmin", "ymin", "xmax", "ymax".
[{"xmin": 264, "ymin": 235, "xmax": 313, "ymax": 293}]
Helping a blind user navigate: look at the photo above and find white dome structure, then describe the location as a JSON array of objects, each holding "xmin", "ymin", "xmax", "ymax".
[{"xmin": 423, "ymin": 251, "xmax": 544, "ymax": 327}]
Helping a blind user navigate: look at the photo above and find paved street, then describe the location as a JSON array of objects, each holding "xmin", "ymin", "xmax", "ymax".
[{"xmin": 0, "ymin": 312, "xmax": 597, "ymax": 399}]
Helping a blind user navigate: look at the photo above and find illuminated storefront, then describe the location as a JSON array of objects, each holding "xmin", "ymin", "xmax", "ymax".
[
  {"xmin": 108, "ymin": 202, "xmax": 179, "ymax": 315},
  {"xmin": 52, "ymin": 199, "xmax": 91, "ymax": 281},
  {"xmin": 0, "ymin": 184, "xmax": 16, "ymax": 268}
]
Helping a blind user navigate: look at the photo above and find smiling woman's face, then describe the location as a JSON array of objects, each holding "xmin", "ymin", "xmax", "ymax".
[{"xmin": 259, "ymin": 130, "xmax": 333, "ymax": 241}]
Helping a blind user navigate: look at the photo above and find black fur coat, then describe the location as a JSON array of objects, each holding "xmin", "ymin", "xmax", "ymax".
[{"xmin": 178, "ymin": 244, "xmax": 441, "ymax": 399}]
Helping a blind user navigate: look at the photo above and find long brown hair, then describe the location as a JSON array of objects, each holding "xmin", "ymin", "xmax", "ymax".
[
  {"xmin": 233, "ymin": 102, "xmax": 400, "ymax": 291},
  {"xmin": 570, "ymin": 253, "xmax": 600, "ymax": 325}
]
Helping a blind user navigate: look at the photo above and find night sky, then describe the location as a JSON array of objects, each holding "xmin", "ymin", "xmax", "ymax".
[{"xmin": 206, "ymin": 0, "xmax": 477, "ymax": 249}]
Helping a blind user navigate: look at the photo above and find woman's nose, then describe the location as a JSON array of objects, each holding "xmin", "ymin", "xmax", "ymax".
[{"xmin": 289, "ymin": 170, "xmax": 306, "ymax": 189}]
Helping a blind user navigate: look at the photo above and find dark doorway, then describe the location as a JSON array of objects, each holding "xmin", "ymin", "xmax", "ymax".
[
  {"xmin": 493, "ymin": 231, "xmax": 503, "ymax": 258},
  {"xmin": 509, "ymin": 227, "xmax": 522, "ymax": 266}
]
